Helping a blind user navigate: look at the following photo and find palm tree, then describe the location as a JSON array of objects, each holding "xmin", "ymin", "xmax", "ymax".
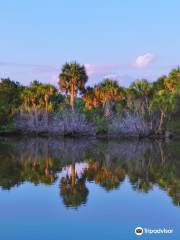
[
  {"xmin": 58, "ymin": 62, "xmax": 88, "ymax": 111},
  {"xmin": 83, "ymin": 87, "xmax": 99, "ymax": 109},
  {"xmin": 94, "ymin": 79, "xmax": 124, "ymax": 117},
  {"xmin": 21, "ymin": 80, "xmax": 41, "ymax": 111},
  {"xmin": 129, "ymin": 79, "xmax": 153, "ymax": 114},
  {"xmin": 38, "ymin": 84, "xmax": 57, "ymax": 112},
  {"xmin": 151, "ymin": 89, "xmax": 175, "ymax": 133},
  {"xmin": 164, "ymin": 67, "xmax": 180, "ymax": 94},
  {"xmin": 21, "ymin": 81, "xmax": 57, "ymax": 112}
]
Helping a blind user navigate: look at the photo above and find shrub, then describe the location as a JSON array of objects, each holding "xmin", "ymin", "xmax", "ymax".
[
  {"xmin": 108, "ymin": 112, "xmax": 154, "ymax": 137},
  {"xmin": 14, "ymin": 110, "xmax": 96, "ymax": 136}
]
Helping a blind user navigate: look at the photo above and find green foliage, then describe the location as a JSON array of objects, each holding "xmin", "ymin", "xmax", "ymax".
[
  {"xmin": 74, "ymin": 97, "xmax": 85, "ymax": 111},
  {"xmin": 95, "ymin": 115, "xmax": 108, "ymax": 134},
  {"xmin": 151, "ymin": 89, "xmax": 176, "ymax": 113},
  {"xmin": 0, "ymin": 78, "xmax": 23, "ymax": 124},
  {"xmin": 167, "ymin": 115, "xmax": 180, "ymax": 134},
  {"xmin": 83, "ymin": 107, "xmax": 108, "ymax": 134},
  {"xmin": 21, "ymin": 80, "xmax": 59, "ymax": 111}
]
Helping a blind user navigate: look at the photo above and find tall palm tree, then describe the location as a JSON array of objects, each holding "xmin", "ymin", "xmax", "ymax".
[{"xmin": 58, "ymin": 62, "xmax": 88, "ymax": 111}]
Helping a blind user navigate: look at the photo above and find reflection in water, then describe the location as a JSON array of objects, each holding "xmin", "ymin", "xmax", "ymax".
[
  {"xmin": 60, "ymin": 163, "xmax": 89, "ymax": 208},
  {"xmin": 0, "ymin": 137, "xmax": 180, "ymax": 208}
]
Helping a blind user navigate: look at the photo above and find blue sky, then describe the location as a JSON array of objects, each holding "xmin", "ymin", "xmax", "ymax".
[{"xmin": 0, "ymin": 0, "xmax": 180, "ymax": 86}]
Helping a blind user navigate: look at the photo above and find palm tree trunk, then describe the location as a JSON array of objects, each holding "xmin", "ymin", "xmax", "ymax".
[
  {"xmin": 70, "ymin": 84, "xmax": 75, "ymax": 112},
  {"xmin": 44, "ymin": 95, "xmax": 49, "ymax": 127},
  {"xmin": 32, "ymin": 100, "xmax": 38, "ymax": 128},
  {"xmin": 44, "ymin": 94, "xmax": 49, "ymax": 113}
]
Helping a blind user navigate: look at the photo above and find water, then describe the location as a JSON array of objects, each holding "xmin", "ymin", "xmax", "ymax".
[{"xmin": 0, "ymin": 137, "xmax": 179, "ymax": 240}]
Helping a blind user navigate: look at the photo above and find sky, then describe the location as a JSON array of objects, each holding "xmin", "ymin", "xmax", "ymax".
[{"xmin": 0, "ymin": 0, "xmax": 180, "ymax": 87}]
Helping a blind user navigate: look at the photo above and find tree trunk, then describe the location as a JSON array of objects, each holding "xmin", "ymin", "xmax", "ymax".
[
  {"xmin": 70, "ymin": 83, "xmax": 75, "ymax": 112},
  {"xmin": 158, "ymin": 111, "xmax": 165, "ymax": 133},
  {"xmin": 44, "ymin": 94, "xmax": 49, "ymax": 113},
  {"xmin": 32, "ymin": 100, "xmax": 38, "ymax": 128},
  {"xmin": 104, "ymin": 101, "xmax": 114, "ymax": 122},
  {"xmin": 44, "ymin": 95, "xmax": 49, "ymax": 127}
]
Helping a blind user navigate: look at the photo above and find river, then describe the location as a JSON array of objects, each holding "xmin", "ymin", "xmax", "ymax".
[{"xmin": 0, "ymin": 137, "xmax": 179, "ymax": 239}]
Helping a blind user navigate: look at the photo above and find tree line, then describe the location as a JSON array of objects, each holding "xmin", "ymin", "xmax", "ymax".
[{"xmin": 0, "ymin": 62, "xmax": 180, "ymax": 136}]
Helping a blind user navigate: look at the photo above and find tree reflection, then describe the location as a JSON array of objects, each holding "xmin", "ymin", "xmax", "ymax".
[
  {"xmin": 84, "ymin": 161, "xmax": 125, "ymax": 191},
  {"xmin": 60, "ymin": 163, "xmax": 89, "ymax": 208},
  {"xmin": 0, "ymin": 137, "xmax": 180, "ymax": 207}
]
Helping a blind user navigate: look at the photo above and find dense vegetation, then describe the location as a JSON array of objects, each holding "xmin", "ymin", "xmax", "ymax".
[{"xmin": 0, "ymin": 62, "xmax": 180, "ymax": 137}]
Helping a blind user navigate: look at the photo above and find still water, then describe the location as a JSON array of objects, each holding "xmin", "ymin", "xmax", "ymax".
[{"xmin": 0, "ymin": 137, "xmax": 180, "ymax": 240}]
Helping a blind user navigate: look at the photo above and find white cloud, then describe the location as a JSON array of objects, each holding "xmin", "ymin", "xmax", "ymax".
[{"xmin": 135, "ymin": 53, "xmax": 156, "ymax": 68}]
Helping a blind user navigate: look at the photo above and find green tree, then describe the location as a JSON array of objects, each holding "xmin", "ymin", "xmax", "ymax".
[
  {"xmin": 21, "ymin": 80, "xmax": 40, "ymax": 111},
  {"xmin": 128, "ymin": 79, "xmax": 153, "ymax": 114},
  {"xmin": 58, "ymin": 62, "xmax": 88, "ymax": 111},
  {"xmin": 151, "ymin": 70, "xmax": 180, "ymax": 133},
  {"xmin": 151, "ymin": 89, "xmax": 176, "ymax": 133},
  {"xmin": 0, "ymin": 78, "xmax": 23, "ymax": 124},
  {"xmin": 165, "ymin": 67, "xmax": 180, "ymax": 94},
  {"xmin": 38, "ymin": 83, "xmax": 57, "ymax": 112},
  {"xmin": 21, "ymin": 81, "xmax": 58, "ymax": 112}
]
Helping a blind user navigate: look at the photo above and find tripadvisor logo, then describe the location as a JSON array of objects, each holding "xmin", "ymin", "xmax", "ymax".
[
  {"xmin": 135, "ymin": 226, "xmax": 174, "ymax": 236},
  {"xmin": 135, "ymin": 227, "xmax": 143, "ymax": 236}
]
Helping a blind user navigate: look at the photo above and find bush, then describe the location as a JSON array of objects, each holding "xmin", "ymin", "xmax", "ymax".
[
  {"xmin": 14, "ymin": 110, "xmax": 96, "ymax": 136},
  {"xmin": 108, "ymin": 112, "xmax": 154, "ymax": 137}
]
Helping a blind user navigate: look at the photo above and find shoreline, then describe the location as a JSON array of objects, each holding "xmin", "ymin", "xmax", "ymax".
[{"xmin": 0, "ymin": 129, "xmax": 176, "ymax": 140}]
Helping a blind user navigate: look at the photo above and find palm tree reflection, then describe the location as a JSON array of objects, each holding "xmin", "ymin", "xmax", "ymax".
[
  {"xmin": 84, "ymin": 161, "xmax": 125, "ymax": 191},
  {"xmin": 0, "ymin": 138, "xmax": 180, "ymax": 207},
  {"xmin": 60, "ymin": 163, "xmax": 89, "ymax": 208}
]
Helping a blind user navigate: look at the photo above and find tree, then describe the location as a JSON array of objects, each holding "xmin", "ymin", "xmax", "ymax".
[
  {"xmin": 21, "ymin": 81, "xmax": 58, "ymax": 112},
  {"xmin": 38, "ymin": 84, "xmax": 57, "ymax": 112},
  {"xmin": 21, "ymin": 80, "xmax": 40, "ymax": 111},
  {"xmin": 93, "ymin": 79, "xmax": 124, "ymax": 117},
  {"xmin": 0, "ymin": 78, "xmax": 23, "ymax": 123},
  {"xmin": 164, "ymin": 67, "xmax": 180, "ymax": 94},
  {"xmin": 151, "ymin": 70, "xmax": 180, "ymax": 133},
  {"xmin": 58, "ymin": 62, "xmax": 88, "ymax": 111},
  {"xmin": 128, "ymin": 79, "xmax": 153, "ymax": 115},
  {"xmin": 83, "ymin": 86, "xmax": 99, "ymax": 109},
  {"xmin": 151, "ymin": 89, "xmax": 176, "ymax": 133}
]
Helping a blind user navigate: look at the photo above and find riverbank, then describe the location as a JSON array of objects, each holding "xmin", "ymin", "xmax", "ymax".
[
  {"xmin": 0, "ymin": 126, "xmax": 174, "ymax": 139},
  {"xmin": 1, "ymin": 112, "xmax": 179, "ymax": 139}
]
